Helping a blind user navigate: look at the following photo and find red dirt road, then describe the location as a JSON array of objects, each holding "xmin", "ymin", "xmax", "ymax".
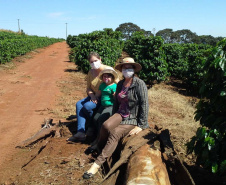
[{"xmin": 0, "ymin": 42, "xmax": 70, "ymax": 171}]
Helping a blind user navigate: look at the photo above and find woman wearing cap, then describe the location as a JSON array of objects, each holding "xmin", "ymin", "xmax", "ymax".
[
  {"xmin": 67, "ymin": 52, "xmax": 111, "ymax": 142},
  {"xmin": 83, "ymin": 57, "xmax": 149, "ymax": 179}
]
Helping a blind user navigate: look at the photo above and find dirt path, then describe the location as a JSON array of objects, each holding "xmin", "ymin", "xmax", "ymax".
[{"xmin": 0, "ymin": 41, "xmax": 70, "ymax": 170}]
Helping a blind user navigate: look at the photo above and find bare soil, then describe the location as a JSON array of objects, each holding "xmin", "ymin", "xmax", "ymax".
[{"xmin": 0, "ymin": 42, "xmax": 224, "ymax": 185}]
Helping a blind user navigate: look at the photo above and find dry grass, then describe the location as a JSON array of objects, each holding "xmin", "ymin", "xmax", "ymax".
[
  {"xmin": 148, "ymin": 83, "xmax": 200, "ymax": 161},
  {"xmin": 0, "ymin": 62, "xmax": 16, "ymax": 71},
  {"xmin": 52, "ymin": 64, "xmax": 87, "ymax": 119}
]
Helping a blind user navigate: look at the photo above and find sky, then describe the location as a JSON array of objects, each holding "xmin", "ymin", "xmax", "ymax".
[{"xmin": 0, "ymin": 0, "xmax": 225, "ymax": 39}]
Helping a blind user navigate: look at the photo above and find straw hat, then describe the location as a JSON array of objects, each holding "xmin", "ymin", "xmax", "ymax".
[
  {"xmin": 99, "ymin": 67, "xmax": 119, "ymax": 82},
  {"xmin": 115, "ymin": 57, "xmax": 142, "ymax": 72}
]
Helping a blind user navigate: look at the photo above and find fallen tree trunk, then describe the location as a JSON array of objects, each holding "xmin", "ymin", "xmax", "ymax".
[
  {"xmin": 126, "ymin": 144, "xmax": 171, "ymax": 185},
  {"xmin": 16, "ymin": 118, "xmax": 62, "ymax": 148},
  {"xmin": 102, "ymin": 128, "xmax": 158, "ymax": 182},
  {"xmin": 101, "ymin": 128, "xmax": 195, "ymax": 185}
]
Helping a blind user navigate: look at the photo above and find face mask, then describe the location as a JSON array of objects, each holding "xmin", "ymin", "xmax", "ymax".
[
  {"xmin": 122, "ymin": 68, "xmax": 134, "ymax": 78},
  {"xmin": 90, "ymin": 60, "xmax": 101, "ymax": 69},
  {"xmin": 103, "ymin": 78, "xmax": 110, "ymax": 84}
]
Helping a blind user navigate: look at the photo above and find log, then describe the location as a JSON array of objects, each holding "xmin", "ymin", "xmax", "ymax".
[
  {"xmin": 102, "ymin": 128, "xmax": 158, "ymax": 182},
  {"xmin": 16, "ymin": 118, "xmax": 56, "ymax": 148},
  {"xmin": 126, "ymin": 144, "xmax": 171, "ymax": 185}
]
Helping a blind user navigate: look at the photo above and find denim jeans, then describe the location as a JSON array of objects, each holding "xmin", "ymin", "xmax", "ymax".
[{"xmin": 76, "ymin": 96, "xmax": 100, "ymax": 133}]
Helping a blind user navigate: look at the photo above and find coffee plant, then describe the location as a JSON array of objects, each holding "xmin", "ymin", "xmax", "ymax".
[
  {"xmin": 163, "ymin": 43, "xmax": 187, "ymax": 78},
  {"xmin": 187, "ymin": 38, "xmax": 226, "ymax": 175},
  {"xmin": 182, "ymin": 44, "xmax": 212, "ymax": 95},
  {"xmin": 68, "ymin": 29, "xmax": 124, "ymax": 73}
]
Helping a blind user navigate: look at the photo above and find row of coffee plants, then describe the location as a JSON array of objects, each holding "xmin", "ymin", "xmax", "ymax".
[
  {"xmin": 124, "ymin": 31, "xmax": 213, "ymax": 93},
  {"xmin": 67, "ymin": 28, "xmax": 124, "ymax": 73},
  {"xmin": 0, "ymin": 30, "xmax": 64, "ymax": 64},
  {"xmin": 163, "ymin": 43, "xmax": 212, "ymax": 94},
  {"xmin": 187, "ymin": 39, "xmax": 226, "ymax": 175}
]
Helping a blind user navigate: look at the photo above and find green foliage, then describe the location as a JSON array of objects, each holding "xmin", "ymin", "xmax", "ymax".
[
  {"xmin": 163, "ymin": 43, "xmax": 212, "ymax": 95},
  {"xmin": 182, "ymin": 44, "xmax": 212, "ymax": 95},
  {"xmin": 163, "ymin": 44, "xmax": 187, "ymax": 78},
  {"xmin": 68, "ymin": 29, "xmax": 124, "ymax": 73},
  {"xmin": 187, "ymin": 38, "xmax": 226, "ymax": 175},
  {"xmin": 0, "ymin": 31, "xmax": 64, "ymax": 64},
  {"xmin": 124, "ymin": 32, "xmax": 168, "ymax": 85}
]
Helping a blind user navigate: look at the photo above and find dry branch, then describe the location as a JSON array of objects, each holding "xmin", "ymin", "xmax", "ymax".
[
  {"xmin": 16, "ymin": 118, "xmax": 57, "ymax": 148},
  {"xmin": 21, "ymin": 140, "xmax": 49, "ymax": 169}
]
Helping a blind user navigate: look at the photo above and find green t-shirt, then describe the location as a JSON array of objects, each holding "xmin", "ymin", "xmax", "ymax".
[{"xmin": 99, "ymin": 82, "xmax": 117, "ymax": 106}]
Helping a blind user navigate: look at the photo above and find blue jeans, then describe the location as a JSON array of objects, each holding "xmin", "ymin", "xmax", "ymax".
[{"xmin": 76, "ymin": 96, "xmax": 100, "ymax": 133}]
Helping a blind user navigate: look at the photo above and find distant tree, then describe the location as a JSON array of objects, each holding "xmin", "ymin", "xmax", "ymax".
[
  {"xmin": 156, "ymin": 28, "xmax": 173, "ymax": 43},
  {"xmin": 171, "ymin": 29, "xmax": 199, "ymax": 44},
  {"xmin": 20, "ymin": 29, "xmax": 26, "ymax": 35},
  {"xmin": 143, "ymin": 30, "xmax": 154, "ymax": 37},
  {"xmin": 115, "ymin": 22, "xmax": 142, "ymax": 40},
  {"xmin": 199, "ymin": 35, "xmax": 217, "ymax": 46},
  {"xmin": 216, "ymin": 36, "xmax": 224, "ymax": 43}
]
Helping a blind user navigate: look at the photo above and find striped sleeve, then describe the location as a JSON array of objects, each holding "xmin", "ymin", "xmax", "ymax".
[{"xmin": 136, "ymin": 79, "xmax": 149, "ymax": 129}]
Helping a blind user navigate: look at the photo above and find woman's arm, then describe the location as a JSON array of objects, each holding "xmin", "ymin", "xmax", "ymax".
[
  {"xmin": 136, "ymin": 79, "xmax": 149, "ymax": 129},
  {"xmin": 86, "ymin": 70, "xmax": 98, "ymax": 103}
]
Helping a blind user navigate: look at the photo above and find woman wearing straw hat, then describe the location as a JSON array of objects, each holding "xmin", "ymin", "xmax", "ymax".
[{"xmin": 83, "ymin": 57, "xmax": 149, "ymax": 179}]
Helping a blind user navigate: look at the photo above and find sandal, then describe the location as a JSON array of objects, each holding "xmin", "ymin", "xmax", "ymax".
[{"xmin": 83, "ymin": 171, "xmax": 94, "ymax": 179}]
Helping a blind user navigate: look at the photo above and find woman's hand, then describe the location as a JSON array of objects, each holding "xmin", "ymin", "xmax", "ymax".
[
  {"xmin": 129, "ymin": 126, "xmax": 142, "ymax": 136},
  {"xmin": 90, "ymin": 95, "xmax": 98, "ymax": 104}
]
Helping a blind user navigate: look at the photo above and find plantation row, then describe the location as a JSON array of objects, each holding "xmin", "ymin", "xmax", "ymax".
[
  {"xmin": 0, "ymin": 31, "xmax": 64, "ymax": 64},
  {"xmin": 67, "ymin": 29, "xmax": 226, "ymax": 175}
]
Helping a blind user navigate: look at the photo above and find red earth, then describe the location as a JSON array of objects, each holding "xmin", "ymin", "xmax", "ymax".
[{"xmin": 0, "ymin": 41, "xmax": 70, "ymax": 174}]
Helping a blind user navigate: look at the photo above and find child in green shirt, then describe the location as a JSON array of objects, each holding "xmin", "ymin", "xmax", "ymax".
[{"xmin": 91, "ymin": 67, "xmax": 118, "ymax": 141}]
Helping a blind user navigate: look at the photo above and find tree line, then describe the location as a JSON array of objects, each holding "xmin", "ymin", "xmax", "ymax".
[{"xmin": 116, "ymin": 22, "xmax": 224, "ymax": 46}]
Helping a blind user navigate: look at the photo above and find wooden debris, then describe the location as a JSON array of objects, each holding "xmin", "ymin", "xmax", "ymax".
[
  {"xmin": 16, "ymin": 118, "xmax": 58, "ymax": 148},
  {"xmin": 21, "ymin": 140, "xmax": 49, "ymax": 169},
  {"xmin": 101, "ymin": 170, "xmax": 120, "ymax": 185}
]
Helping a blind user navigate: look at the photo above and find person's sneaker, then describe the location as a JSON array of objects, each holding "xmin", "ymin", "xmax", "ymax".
[
  {"xmin": 74, "ymin": 132, "xmax": 86, "ymax": 141},
  {"xmin": 86, "ymin": 127, "xmax": 95, "ymax": 137},
  {"xmin": 67, "ymin": 132, "xmax": 86, "ymax": 142}
]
